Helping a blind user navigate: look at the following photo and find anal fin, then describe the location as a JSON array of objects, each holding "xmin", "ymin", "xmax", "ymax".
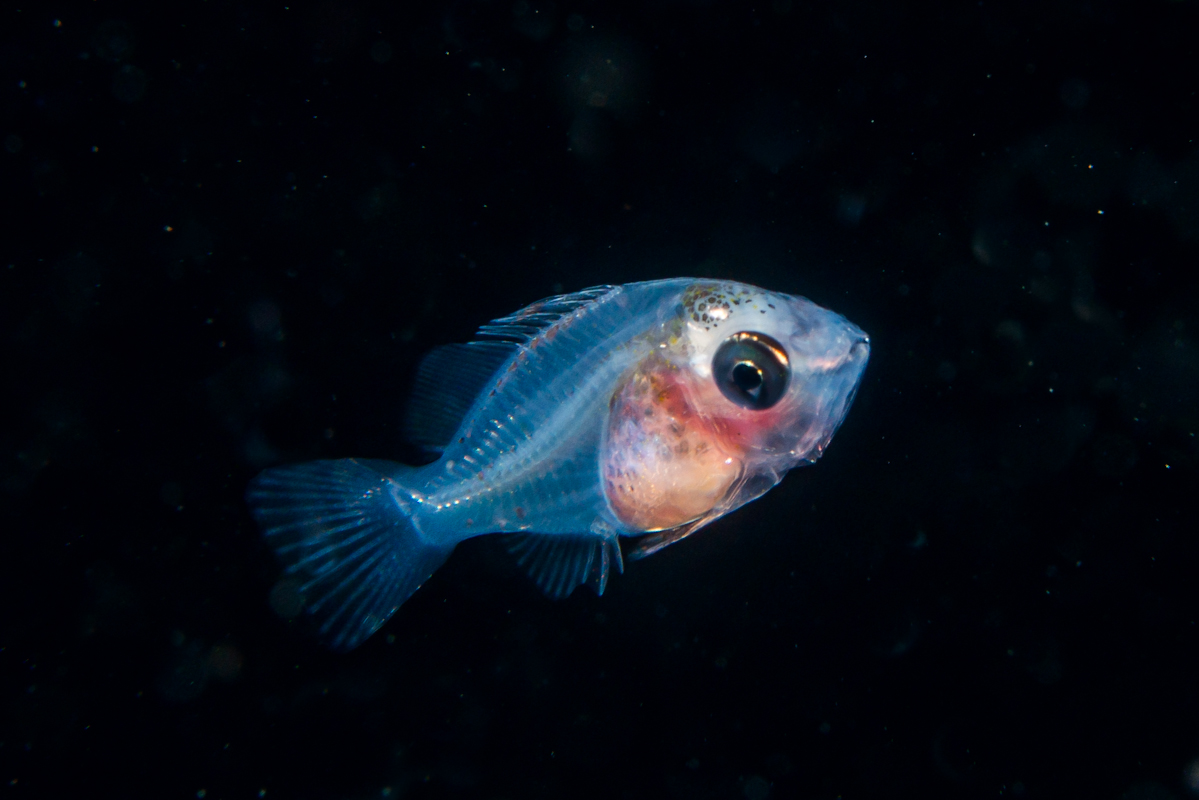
[{"xmin": 507, "ymin": 533, "xmax": 623, "ymax": 599}]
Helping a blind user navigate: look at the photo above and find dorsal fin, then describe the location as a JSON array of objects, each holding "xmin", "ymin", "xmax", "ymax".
[
  {"xmin": 474, "ymin": 285, "xmax": 619, "ymax": 344},
  {"xmin": 403, "ymin": 285, "xmax": 621, "ymax": 455},
  {"xmin": 408, "ymin": 283, "xmax": 638, "ymax": 488},
  {"xmin": 402, "ymin": 341, "xmax": 516, "ymax": 453}
]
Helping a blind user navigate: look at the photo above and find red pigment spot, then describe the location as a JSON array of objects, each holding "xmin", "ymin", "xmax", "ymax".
[{"xmin": 515, "ymin": 506, "xmax": 526, "ymax": 519}]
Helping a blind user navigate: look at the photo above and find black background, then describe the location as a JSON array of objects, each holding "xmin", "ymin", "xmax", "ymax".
[{"xmin": 3, "ymin": 1, "xmax": 1198, "ymax": 798}]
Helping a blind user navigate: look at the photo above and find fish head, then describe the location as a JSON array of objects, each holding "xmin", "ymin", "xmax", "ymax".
[{"xmin": 603, "ymin": 280, "xmax": 869, "ymax": 534}]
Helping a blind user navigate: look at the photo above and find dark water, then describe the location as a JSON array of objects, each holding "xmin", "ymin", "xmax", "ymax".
[{"xmin": 3, "ymin": 2, "xmax": 1198, "ymax": 798}]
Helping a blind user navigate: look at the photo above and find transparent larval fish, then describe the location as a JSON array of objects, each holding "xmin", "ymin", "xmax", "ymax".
[{"xmin": 247, "ymin": 279, "xmax": 870, "ymax": 650}]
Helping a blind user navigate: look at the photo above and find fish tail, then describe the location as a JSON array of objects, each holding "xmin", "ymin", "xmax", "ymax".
[{"xmin": 246, "ymin": 458, "xmax": 450, "ymax": 651}]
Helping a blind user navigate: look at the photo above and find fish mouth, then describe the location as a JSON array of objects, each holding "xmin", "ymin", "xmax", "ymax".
[
  {"xmin": 765, "ymin": 328, "xmax": 869, "ymax": 465},
  {"xmin": 846, "ymin": 334, "xmax": 870, "ymax": 371}
]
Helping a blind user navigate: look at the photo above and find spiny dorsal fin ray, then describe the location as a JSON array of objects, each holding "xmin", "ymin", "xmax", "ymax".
[
  {"xmin": 403, "ymin": 286, "xmax": 621, "ymax": 454},
  {"xmin": 402, "ymin": 341, "xmax": 517, "ymax": 453},
  {"xmin": 420, "ymin": 283, "xmax": 642, "ymax": 489},
  {"xmin": 507, "ymin": 533, "xmax": 623, "ymax": 598},
  {"xmin": 475, "ymin": 285, "xmax": 619, "ymax": 344}
]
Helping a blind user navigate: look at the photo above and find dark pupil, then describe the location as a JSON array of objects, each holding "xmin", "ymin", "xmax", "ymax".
[
  {"xmin": 732, "ymin": 362, "xmax": 763, "ymax": 398},
  {"xmin": 711, "ymin": 331, "xmax": 789, "ymax": 410}
]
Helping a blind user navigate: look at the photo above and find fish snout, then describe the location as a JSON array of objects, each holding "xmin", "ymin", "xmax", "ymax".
[{"xmin": 845, "ymin": 331, "xmax": 870, "ymax": 369}]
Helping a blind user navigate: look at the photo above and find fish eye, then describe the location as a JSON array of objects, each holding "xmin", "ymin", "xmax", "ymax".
[{"xmin": 712, "ymin": 332, "xmax": 790, "ymax": 410}]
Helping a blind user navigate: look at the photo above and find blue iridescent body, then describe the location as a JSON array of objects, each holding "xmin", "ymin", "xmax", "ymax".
[{"xmin": 247, "ymin": 278, "xmax": 869, "ymax": 649}]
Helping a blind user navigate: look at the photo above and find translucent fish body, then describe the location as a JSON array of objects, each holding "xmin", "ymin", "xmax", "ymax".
[{"xmin": 247, "ymin": 278, "xmax": 869, "ymax": 649}]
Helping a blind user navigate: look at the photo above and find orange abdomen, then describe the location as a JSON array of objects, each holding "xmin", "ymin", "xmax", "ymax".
[{"xmin": 602, "ymin": 357, "xmax": 742, "ymax": 531}]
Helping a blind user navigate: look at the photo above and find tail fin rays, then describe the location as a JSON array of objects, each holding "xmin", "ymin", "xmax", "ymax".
[{"xmin": 247, "ymin": 459, "xmax": 451, "ymax": 651}]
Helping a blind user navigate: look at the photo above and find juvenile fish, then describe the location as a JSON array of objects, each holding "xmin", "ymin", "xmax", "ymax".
[{"xmin": 247, "ymin": 279, "xmax": 869, "ymax": 649}]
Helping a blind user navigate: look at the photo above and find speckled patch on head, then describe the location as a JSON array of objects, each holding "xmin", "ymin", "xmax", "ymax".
[
  {"xmin": 680, "ymin": 283, "xmax": 753, "ymax": 332},
  {"xmin": 676, "ymin": 281, "xmax": 791, "ymax": 379}
]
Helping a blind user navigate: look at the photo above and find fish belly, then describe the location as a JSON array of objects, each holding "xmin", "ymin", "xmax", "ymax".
[{"xmin": 602, "ymin": 355, "xmax": 741, "ymax": 531}]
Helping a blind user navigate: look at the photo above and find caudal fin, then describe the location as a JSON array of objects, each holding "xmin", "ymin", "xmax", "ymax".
[{"xmin": 246, "ymin": 458, "xmax": 450, "ymax": 651}]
